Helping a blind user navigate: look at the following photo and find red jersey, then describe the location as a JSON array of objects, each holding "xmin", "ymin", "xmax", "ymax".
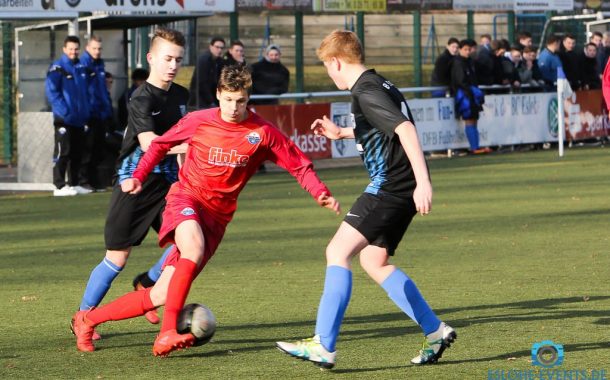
[
  {"xmin": 132, "ymin": 108, "xmax": 330, "ymax": 225},
  {"xmin": 603, "ymin": 59, "xmax": 610, "ymax": 111}
]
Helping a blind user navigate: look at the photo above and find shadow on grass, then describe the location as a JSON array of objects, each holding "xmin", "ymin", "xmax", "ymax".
[{"xmin": 441, "ymin": 341, "xmax": 610, "ymax": 365}]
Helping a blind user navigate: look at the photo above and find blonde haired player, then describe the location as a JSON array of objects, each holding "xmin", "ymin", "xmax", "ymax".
[{"xmin": 276, "ymin": 30, "xmax": 456, "ymax": 368}]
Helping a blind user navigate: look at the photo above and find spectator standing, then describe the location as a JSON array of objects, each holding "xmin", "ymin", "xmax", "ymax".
[
  {"xmin": 518, "ymin": 46, "xmax": 545, "ymax": 89},
  {"xmin": 451, "ymin": 39, "xmax": 489, "ymax": 154},
  {"xmin": 189, "ymin": 36, "xmax": 225, "ymax": 109},
  {"xmin": 430, "ymin": 37, "xmax": 459, "ymax": 97},
  {"xmin": 558, "ymin": 34, "xmax": 580, "ymax": 89},
  {"xmin": 597, "ymin": 32, "xmax": 610, "ymax": 79},
  {"xmin": 501, "ymin": 45, "xmax": 521, "ymax": 88},
  {"xmin": 80, "ymin": 35, "xmax": 113, "ymax": 192},
  {"xmin": 45, "ymin": 35, "xmax": 91, "ymax": 196},
  {"xmin": 538, "ymin": 35, "xmax": 563, "ymax": 87},
  {"xmin": 579, "ymin": 43, "xmax": 601, "ymax": 90},
  {"xmin": 219, "ymin": 40, "xmax": 246, "ymax": 74},
  {"xmin": 118, "ymin": 68, "xmax": 149, "ymax": 130},
  {"xmin": 515, "ymin": 31, "xmax": 533, "ymax": 51},
  {"xmin": 249, "ymin": 44, "xmax": 290, "ymax": 105},
  {"xmin": 475, "ymin": 34, "xmax": 494, "ymax": 85}
]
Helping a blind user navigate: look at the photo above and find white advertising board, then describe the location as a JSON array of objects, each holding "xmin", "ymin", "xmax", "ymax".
[
  {"xmin": 454, "ymin": 0, "xmax": 573, "ymax": 11},
  {"xmin": 1, "ymin": 0, "xmax": 234, "ymax": 12},
  {"xmin": 330, "ymin": 92, "xmax": 558, "ymax": 157}
]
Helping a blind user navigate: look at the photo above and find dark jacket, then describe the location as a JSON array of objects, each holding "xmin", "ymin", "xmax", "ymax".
[
  {"xmin": 45, "ymin": 54, "xmax": 90, "ymax": 127},
  {"xmin": 80, "ymin": 51, "xmax": 112, "ymax": 120},
  {"xmin": 579, "ymin": 53, "xmax": 601, "ymax": 89},
  {"xmin": 189, "ymin": 50, "xmax": 221, "ymax": 109},
  {"xmin": 475, "ymin": 45, "xmax": 495, "ymax": 85},
  {"xmin": 431, "ymin": 48, "xmax": 454, "ymax": 86},
  {"xmin": 451, "ymin": 55, "xmax": 483, "ymax": 120},
  {"xmin": 558, "ymin": 49, "xmax": 580, "ymax": 89},
  {"xmin": 249, "ymin": 59, "xmax": 290, "ymax": 105}
]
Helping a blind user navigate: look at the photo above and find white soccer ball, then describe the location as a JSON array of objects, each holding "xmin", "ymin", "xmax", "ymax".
[{"xmin": 177, "ymin": 303, "xmax": 216, "ymax": 346}]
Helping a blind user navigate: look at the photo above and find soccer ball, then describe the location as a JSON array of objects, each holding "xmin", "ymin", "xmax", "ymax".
[{"xmin": 177, "ymin": 303, "xmax": 216, "ymax": 346}]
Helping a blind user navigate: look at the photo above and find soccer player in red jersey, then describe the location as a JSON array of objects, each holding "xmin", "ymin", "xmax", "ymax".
[{"xmin": 71, "ymin": 64, "xmax": 340, "ymax": 356}]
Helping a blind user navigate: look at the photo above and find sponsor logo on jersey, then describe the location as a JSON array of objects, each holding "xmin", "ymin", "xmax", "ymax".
[
  {"xmin": 180, "ymin": 207, "xmax": 196, "ymax": 216},
  {"xmin": 208, "ymin": 147, "xmax": 249, "ymax": 167},
  {"xmin": 246, "ymin": 132, "xmax": 261, "ymax": 145}
]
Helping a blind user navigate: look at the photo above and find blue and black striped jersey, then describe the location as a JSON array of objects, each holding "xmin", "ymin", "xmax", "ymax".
[{"xmin": 351, "ymin": 69, "xmax": 421, "ymax": 197}]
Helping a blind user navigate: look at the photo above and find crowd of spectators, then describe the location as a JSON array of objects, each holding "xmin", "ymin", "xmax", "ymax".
[{"xmin": 432, "ymin": 30, "xmax": 610, "ymax": 95}]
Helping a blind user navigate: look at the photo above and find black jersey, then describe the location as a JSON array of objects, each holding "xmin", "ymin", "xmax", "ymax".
[
  {"xmin": 116, "ymin": 82, "xmax": 189, "ymax": 183},
  {"xmin": 351, "ymin": 69, "xmax": 420, "ymax": 197}
]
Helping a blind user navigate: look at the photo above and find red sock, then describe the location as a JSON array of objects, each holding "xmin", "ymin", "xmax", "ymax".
[
  {"xmin": 160, "ymin": 258, "xmax": 197, "ymax": 333},
  {"xmin": 86, "ymin": 288, "xmax": 155, "ymax": 326}
]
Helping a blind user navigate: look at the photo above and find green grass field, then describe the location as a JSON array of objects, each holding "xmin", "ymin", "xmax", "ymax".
[{"xmin": 1, "ymin": 148, "xmax": 609, "ymax": 379}]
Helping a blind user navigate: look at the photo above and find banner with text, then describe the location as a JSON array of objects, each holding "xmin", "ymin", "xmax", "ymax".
[
  {"xmin": 1, "ymin": 0, "xmax": 235, "ymax": 12},
  {"xmin": 564, "ymin": 89, "xmax": 609, "ymax": 141},
  {"xmin": 251, "ymin": 103, "xmax": 332, "ymax": 160}
]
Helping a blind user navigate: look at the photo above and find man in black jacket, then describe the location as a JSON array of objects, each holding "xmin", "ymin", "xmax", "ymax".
[
  {"xmin": 189, "ymin": 36, "xmax": 225, "ymax": 109},
  {"xmin": 250, "ymin": 44, "xmax": 290, "ymax": 105},
  {"xmin": 430, "ymin": 37, "xmax": 459, "ymax": 97}
]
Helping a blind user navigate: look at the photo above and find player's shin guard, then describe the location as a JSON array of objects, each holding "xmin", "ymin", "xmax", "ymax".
[
  {"xmin": 381, "ymin": 269, "xmax": 440, "ymax": 335},
  {"xmin": 86, "ymin": 288, "xmax": 155, "ymax": 325},
  {"xmin": 160, "ymin": 258, "xmax": 197, "ymax": 333},
  {"xmin": 79, "ymin": 258, "xmax": 123, "ymax": 310},
  {"xmin": 314, "ymin": 266, "xmax": 352, "ymax": 352}
]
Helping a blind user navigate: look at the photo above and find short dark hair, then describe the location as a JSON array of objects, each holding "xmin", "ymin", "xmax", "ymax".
[
  {"xmin": 546, "ymin": 35, "xmax": 562, "ymax": 45},
  {"xmin": 518, "ymin": 31, "xmax": 532, "ymax": 40},
  {"xmin": 585, "ymin": 42, "xmax": 597, "ymax": 50},
  {"xmin": 229, "ymin": 40, "xmax": 245, "ymax": 49},
  {"xmin": 447, "ymin": 37, "xmax": 459, "ymax": 46},
  {"xmin": 131, "ymin": 68, "xmax": 149, "ymax": 82},
  {"xmin": 210, "ymin": 36, "xmax": 225, "ymax": 46},
  {"xmin": 64, "ymin": 35, "xmax": 80, "ymax": 47},
  {"xmin": 592, "ymin": 31, "xmax": 603, "ymax": 39},
  {"xmin": 480, "ymin": 34, "xmax": 492, "ymax": 40},
  {"xmin": 459, "ymin": 39, "xmax": 477, "ymax": 49},
  {"xmin": 563, "ymin": 33, "xmax": 576, "ymax": 41},
  {"xmin": 105, "ymin": 72, "xmax": 113, "ymax": 79}
]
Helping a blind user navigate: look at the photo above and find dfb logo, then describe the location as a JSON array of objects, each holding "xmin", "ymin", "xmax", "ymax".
[{"xmin": 65, "ymin": 0, "xmax": 81, "ymax": 7}]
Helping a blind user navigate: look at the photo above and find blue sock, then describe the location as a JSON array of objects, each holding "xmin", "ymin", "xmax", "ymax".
[
  {"xmin": 465, "ymin": 125, "xmax": 480, "ymax": 150},
  {"xmin": 381, "ymin": 269, "xmax": 441, "ymax": 335},
  {"xmin": 314, "ymin": 266, "xmax": 352, "ymax": 352},
  {"xmin": 79, "ymin": 258, "xmax": 123, "ymax": 310},
  {"xmin": 147, "ymin": 245, "xmax": 174, "ymax": 282}
]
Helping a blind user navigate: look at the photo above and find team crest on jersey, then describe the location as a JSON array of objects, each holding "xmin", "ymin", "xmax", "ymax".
[
  {"xmin": 180, "ymin": 207, "xmax": 196, "ymax": 216},
  {"xmin": 246, "ymin": 132, "xmax": 261, "ymax": 145},
  {"xmin": 180, "ymin": 105, "xmax": 187, "ymax": 116}
]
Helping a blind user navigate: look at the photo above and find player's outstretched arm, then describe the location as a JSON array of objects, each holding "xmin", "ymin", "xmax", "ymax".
[
  {"xmin": 317, "ymin": 192, "xmax": 341, "ymax": 215},
  {"xmin": 395, "ymin": 121, "xmax": 432, "ymax": 216},
  {"xmin": 311, "ymin": 115, "xmax": 354, "ymax": 140},
  {"xmin": 121, "ymin": 178, "xmax": 143, "ymax": 195}
]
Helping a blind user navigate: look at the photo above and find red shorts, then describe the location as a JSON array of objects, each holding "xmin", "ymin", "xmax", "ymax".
[{"xmin": 159, "ymin": 184, "xmax": 227, "ymax": 274}]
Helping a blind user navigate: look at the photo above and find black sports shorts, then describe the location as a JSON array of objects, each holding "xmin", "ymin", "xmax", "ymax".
[
  {"xmin": 104, "ymin": 174, "xmax": 172, "ymax": 250},
  {"xmin": 344, "ymin": 192, "xmax": 417, "ymax": 256}
]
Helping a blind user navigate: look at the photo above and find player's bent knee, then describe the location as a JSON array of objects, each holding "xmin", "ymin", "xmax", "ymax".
[{"xmin": 105, "ymin": 249, "xmax": 131, "ymax": 268}]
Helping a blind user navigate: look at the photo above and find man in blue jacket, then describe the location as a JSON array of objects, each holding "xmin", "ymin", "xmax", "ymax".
[
  {"xmin": 46, "ymin": 35, "xmax": 91, "ymax": 196},
  {"xmin": 538, "ymin": 35, "xmax": 563, "ymax": 88},
  {"xmin": 80, "ymin": 35, "xmax": 113, "ymax": 191}
]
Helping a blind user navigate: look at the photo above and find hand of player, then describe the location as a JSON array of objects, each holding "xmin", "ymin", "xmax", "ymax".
[
  {"xmin": 317, "ymin": 192, "xmax": 341, "ymax": 215},
  {"xmin": 121, "ymin": 178, "xmax": 143, "ymax": 195},
  {"xmin": 311, "ymin": 115, "xmax": 342, "ymax": 140},
  {"xmin": 413, "ymin": 180, "xmax": 432, "ymax": 216}
]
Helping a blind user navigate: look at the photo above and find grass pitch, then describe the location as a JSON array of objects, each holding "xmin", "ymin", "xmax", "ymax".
[{"xmin": 1, "ymin": 147, "xmax": 609, "ymax": 379}]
